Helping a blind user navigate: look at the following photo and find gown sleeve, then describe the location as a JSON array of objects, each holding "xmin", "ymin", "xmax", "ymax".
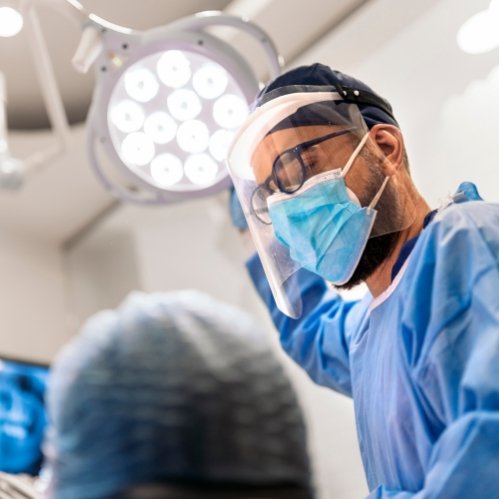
[
  {"xmin": 368, "ymin": 201, "xmax": 499, "ymax": 498},
  {"xmin": 246, "ymin": 253, "xmax": 370, "ymax": 397}
]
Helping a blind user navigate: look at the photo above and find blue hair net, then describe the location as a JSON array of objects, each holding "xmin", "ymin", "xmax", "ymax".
[{"xmin": 46, "ymin": 291, "xmax": 310, "ymax": 499}]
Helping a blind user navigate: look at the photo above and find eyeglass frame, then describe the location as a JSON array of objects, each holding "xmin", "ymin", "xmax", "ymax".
[{"xmin": 250, "ymin": 126, "xmax": 357, "ymax": 224}]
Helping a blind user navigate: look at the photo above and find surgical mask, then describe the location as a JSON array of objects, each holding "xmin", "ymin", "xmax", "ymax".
[{"xmin": 267, "ymin": 133, "xmax": 389, "ymax": 284}]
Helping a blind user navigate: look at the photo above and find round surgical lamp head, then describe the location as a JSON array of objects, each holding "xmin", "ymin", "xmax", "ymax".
[{"xmin": 85, "ymin": 11, "xmax": 282, "ymax": 204}]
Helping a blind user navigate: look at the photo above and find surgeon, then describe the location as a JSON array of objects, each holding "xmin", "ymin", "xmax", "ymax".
[
  {"xmin": 44, "ymin": 290, "xmax": 312, "ymax": 499},
  {"xmin": 227, "ymin": 63, "xmax": 499, "ymax": 497}
]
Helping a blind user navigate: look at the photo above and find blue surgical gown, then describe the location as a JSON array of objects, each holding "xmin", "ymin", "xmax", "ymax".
[{"xmin": 247, "ymin": 195, "xmax": 499, "ymax": 497}]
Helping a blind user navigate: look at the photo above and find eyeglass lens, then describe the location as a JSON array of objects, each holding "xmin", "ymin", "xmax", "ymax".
[{"xmin": 251, "ymin": 127, "xmax": 357, "ymax": 224}]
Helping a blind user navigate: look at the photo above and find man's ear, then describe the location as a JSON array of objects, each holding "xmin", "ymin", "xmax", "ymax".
[{"xmin": 369, "ymin": 124, "xmax": 405, "ymax": 176}]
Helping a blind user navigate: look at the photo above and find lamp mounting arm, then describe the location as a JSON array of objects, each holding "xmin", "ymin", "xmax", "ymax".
[{"xmin": 167, "ymin": 11, "xmax": 283, "ymax": 80}]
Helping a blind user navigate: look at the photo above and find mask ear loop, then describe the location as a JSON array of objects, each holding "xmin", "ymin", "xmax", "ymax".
[
  {"xmin": 341, "ymin": 133, "xmax": 370, "ymax": 178},
  {"xmin": 369, "ymin": 176, "xmax": 390, "ymax": 210},
  {"xmin": 340, "ymin": 132, "xmax": 390, "ymax": 210},
  {"xmin": 341, "ymin": 132, "xmax": 370, "ymax": 206}
]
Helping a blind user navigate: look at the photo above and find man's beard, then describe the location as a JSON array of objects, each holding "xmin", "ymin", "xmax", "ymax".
[
  {"xmin": 335, "ymin": 154, "xmax": 404, "ymax": 290},
  {"xmin": 334, "ymin": 230, "xmax": 400, "ymax": 290}
]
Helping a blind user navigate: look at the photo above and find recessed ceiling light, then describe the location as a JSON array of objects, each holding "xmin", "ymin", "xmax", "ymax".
[
  {"xmin": 457, "ymin": 1, "xmax": 499, "ymax": 54},
  {"xmin": 0, "ymin": 6, "xmax": 23, "ymax": 38}
]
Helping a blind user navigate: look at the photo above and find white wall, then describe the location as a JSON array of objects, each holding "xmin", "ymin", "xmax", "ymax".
[
  {"xmin": 64, "ymin": 229, "xmax": 141, "ymax": 331},
  {"xmin": 0, "ymin": 230, "xmax": 68, "ymax": 363},
  {"xmin": 296, "ymin": 0, "xmax": 499, "ymax": 206}
]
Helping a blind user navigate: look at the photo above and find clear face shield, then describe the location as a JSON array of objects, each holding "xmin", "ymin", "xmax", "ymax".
[{"xmin": 227, "ymin": 87, "xmax": 415, "ymax": 318}]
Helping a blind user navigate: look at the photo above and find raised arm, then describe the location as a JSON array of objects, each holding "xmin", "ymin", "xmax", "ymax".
[{"xmin": 247, "ymin": 253, "xmax": 370, "ymax": 397}]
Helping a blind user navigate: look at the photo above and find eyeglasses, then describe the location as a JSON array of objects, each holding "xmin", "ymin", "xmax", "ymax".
[{"xmin": 251, "ymin": 127, "xmax": 356, "ymax": 224}]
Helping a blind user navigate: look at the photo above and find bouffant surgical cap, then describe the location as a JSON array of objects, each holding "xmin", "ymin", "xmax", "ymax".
[{"xmin": 46, "ymin": 291, "xmax": 311, "ymax": 499}]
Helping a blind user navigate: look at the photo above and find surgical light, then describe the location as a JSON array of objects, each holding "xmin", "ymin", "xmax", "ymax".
[
  {"xmin": 213, "ymin": 94, "xmax": 248, "ymax": 129},
  {"xmin": 209, "ymin": 129, "xmax": 235, "ymax": 162},
  {"xmin": 184, "ymin": 153, "xmax": 218, "ymax": 186},
  {"xmin": 143, "ymin": 112, "xmax": 177, "ymax": 144},
  {"xmin": 121, "ymin": 132, "xmax": 155, "ymax": 166},
  {"xmin": 193, "ymin": 65, "xmax": 228, "ymax": 99},
  {"xmin": 150, "ymin": 153, "xmax": 183, "ymax": 187},
  {"xmin": 457, "ymin": 0, "xmax": 499, "ymax": 54},
  {"xmin": 124, "ymin": 68, "xmax": 159, "ymax": 103},
  {"xmin": 157, "ymin": 50, "xmax": 192, "ymax": 88},
  {"xmin": 167, "ymin": 89, "xmax": 202, "ymax": 121},
  {"xmin": 0, "ymin": 4, "xmax": 281, "ymax": 201},
  {"xmin": 0, "ymin": 6, "xmax": 23, "ymax": 38},
  {"xmin": 109, "ymin": 100, "xmax": 145, "ymax": 133},
  {"xmin": 176, "ymin": 120, "xmax": 210, "ymax": 154},
  {"xmin": 82, "ymin": 11, "xmax": 282, "ymax": 204}
]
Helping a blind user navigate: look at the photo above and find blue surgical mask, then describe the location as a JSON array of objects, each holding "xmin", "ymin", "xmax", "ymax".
[{"xmin": 267, "ymin": 133, "xmax": 388, "ymax": 285}]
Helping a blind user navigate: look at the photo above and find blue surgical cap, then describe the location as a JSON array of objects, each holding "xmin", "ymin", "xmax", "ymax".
[
  {"xmin": 258, "ymin": 63, "xmax": 399, "ymax": 129},
  {"xmin": 46, "ymin": 291, "xmax": 311, "ymax": 499}
]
